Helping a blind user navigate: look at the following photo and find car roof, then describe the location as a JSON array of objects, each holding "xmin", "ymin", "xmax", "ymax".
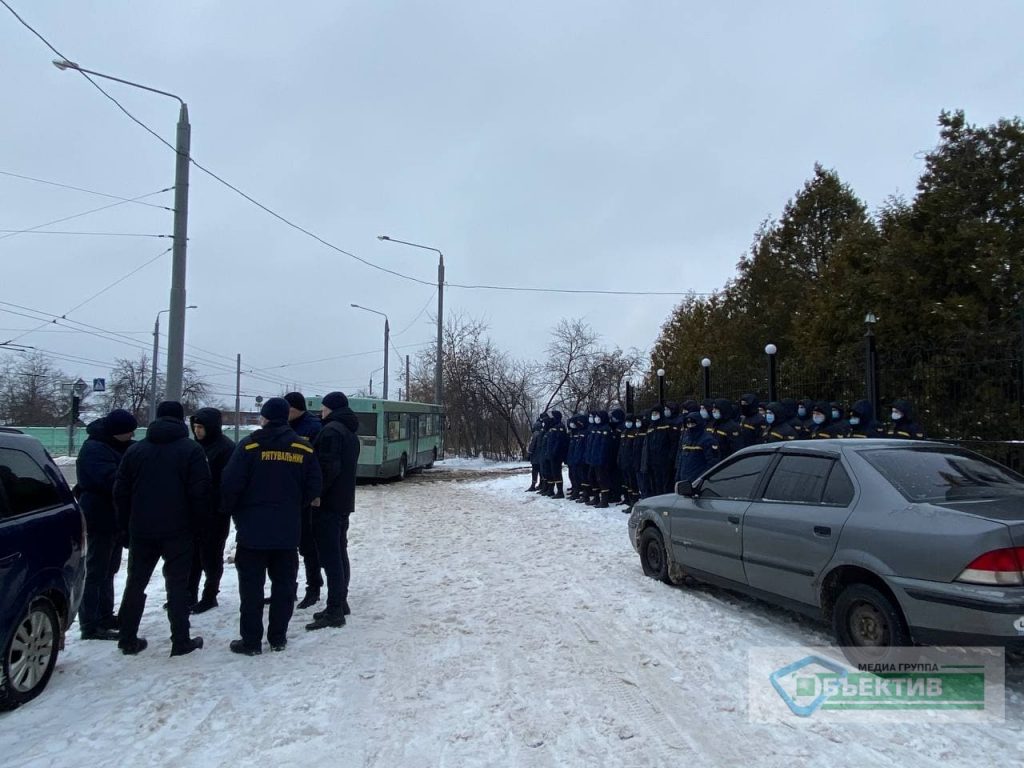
[{"xmin": 0, "ymin": 428, "xmax": 51, "ymax": 458}]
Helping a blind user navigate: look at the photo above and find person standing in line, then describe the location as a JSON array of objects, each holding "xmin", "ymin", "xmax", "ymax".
[
  {"xmin": 525, "ymin": 416, "xmax": 544, "ymax": 492},
  {"xmin": 76, "ymin": 408, "xmax": 137, "ymax": 641},
  {"xmin": 187, "ymin": 407, "xmax": 235, "ymax": 614},
  {"xmin": 285, "ymin": 392, "xmax": 325, "ymax": 610},
  {"xmin": 847, "ymin": 400, "xmax": 886, "ymax": 438},
  {"xmin": 306, "ymin": 391, "xmax": 360, "ymax": 630},
  {"xmin": 543, "ymin": 410, "xmax": 570, "ymax": 498},
  {"xmin": 221, "ymin": 397, "xmax": 322, "ymax": 654},
  {"xmin": 114, "ymin": 401, "xmax": 211, "ymax": 657},
  {"xmin": 887, "ymin": 399, "xmax": 927, "ymax": 439}
]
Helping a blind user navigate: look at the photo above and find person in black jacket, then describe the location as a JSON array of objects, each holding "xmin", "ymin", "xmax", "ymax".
[
  {"xmin": 565, "ymin": 415, "xmax": 586, "ymax": 499},
  {"xmin": 887, "ymin": 399, "xmax": 927, "ymax": 439},
  {"xmin": 848, "ymin": 399, "xmax": 886, "ymax": 438},
  {"xmin": 285, "ymin": 392, "xmax": 324, "ymax": 608},
  {"xmin": 187, "ymin": 407, "xmax": 235, "ymax": 614},
  {"xmin": 306, "ymin": 391, "xmax": 360, "ymax": 631},
  {"xmin": 708, "ymin": 399, "xmax": 741, "ymax": 464},
  {"xmin": 221, "ymin": 397, "xmax": 322, "ymax": 654},
  {"xmin": 761, "ymin": 402, "xmax": 798, "ymax": 443},
  {"xmin": 675, "ymin": 412, "xmax": 718, "ymax": 484},
  {"xmin": 525, "ymin": 417, "xmax": 544, "ymax": 492},
  {"xmin": 114, "ymin": 401, "xmax": 211, "ymax": 657},
  {"xmin": 543, "ymin": 410, "xmax": 570, "ymax": 498},
  {"xmin": 808, "ymin": 401, "xmax": 843, "ymax": 439},
  {"xmin": 76, "ymin": 408, "xmax": 137, "ymax": 640},
  {"xmin": 737, "ymin": 393, "xmax": 765, "ymax": 450}
]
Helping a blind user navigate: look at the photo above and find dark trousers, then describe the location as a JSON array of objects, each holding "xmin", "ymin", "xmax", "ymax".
[
  {"xmin": 548, "ymin": 462, "xmax": 563, "ymax": 484},
  {"xmin": 235, "ymin": 546, "xmax": 298, "ymax": 647},
  {"xmin": 340, "ymin": 513, "xmax": 351, "ymax": 606},
  {"xmin": 567, "ymin": 464, "xmax": 579, "ymax": 491},
  {"xmin": 312, "ymin": 510, "xmax": 344, "ymax": 609},
  {"xmin": 79, "ymin": 531, "xmax": 122, "ymax": 632},
  {"xmin": 638, "ymin": 470, "xmax": 650, "ymax": 498},
  {"xmin": 298, "ymin": 507, "xmax": 322, "ymax": 591},
  {"xmin": 596, "ymin": 465, "xmax": 614, "ymax": 494},
  {"xmin": 187, "ymin": 514, "xmax": 231, "ymax": 601},
  {"xmin": 119, "ymin": 534, "xmax": 193, "ymax": 644}
]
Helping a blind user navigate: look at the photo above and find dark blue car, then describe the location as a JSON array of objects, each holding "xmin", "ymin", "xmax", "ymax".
[{"xmin": 0, "ymin": 428, "xmax": 85, "ymax": 710}]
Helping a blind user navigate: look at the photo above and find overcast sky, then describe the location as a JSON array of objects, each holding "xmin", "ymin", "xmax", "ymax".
[{"xmin": 3, "ymin": 1, "xmax": 1022, "ymax": 406}]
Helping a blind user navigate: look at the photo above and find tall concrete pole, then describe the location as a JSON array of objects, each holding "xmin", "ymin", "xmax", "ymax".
[
  {"xmin": 165, "ymin": 103, "xmax": 191, "ymax": 402},
  {"xmin": 383, "ymin": 317, "xmax": 390, "ymax": 401},
  {"xmin": 436, "ymin": 254, "xmax": 444, "ymax": 407},
  {"xmin": 150, "ymin": 313, "xmax": 161, "ymax": 423}
]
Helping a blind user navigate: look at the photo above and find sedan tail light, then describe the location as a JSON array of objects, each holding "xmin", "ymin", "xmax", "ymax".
[{"xmin": 956, "ymin": 547, "xmax": 1024, "ymax": 586}]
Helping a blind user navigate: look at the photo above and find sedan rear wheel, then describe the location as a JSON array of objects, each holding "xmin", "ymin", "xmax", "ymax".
[
  {"xmin": 833, "ymin": 583, "xmax": 909, "ymax": 665},
  {"xmin": 639, "ymin": 527, "xmax": 672, "ymax": 585},
  {"xmin": 1, "ymin": 599, "xmax": 60, "ymax": 711}
]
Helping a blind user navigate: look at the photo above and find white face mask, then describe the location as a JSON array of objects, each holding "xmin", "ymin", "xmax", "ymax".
[
  {"xmin": 595, "ymin": 417, "xmax": 602, "ymax": 425},
  {"xmin": 812, "ymin": 414, "xmax": 825, "ymax": 425},
  {"xmin": 699, "ymin": 408, "xmax": 709, "ymax": 420},
  {"xmin": 711, "ymin": 410, "xmax": 721, "ymax": 420},
  {"xmin": 625, "ymin": 422, "xmax": 634, "ymax": 429},
  {"xmin": 663, "ymin": 408, "xmax": 671, "ymax": 417},
  {"xmin": 892, "ymin": 410, "xmax": 903, "ymax": 421},
  {"xmin": 849, "ymin": 416, "xmax": 861, "ymax": 426},
  {"xmin": 831, "ymin": 410, "xmax": 841, "ymax": 420},
  {"xmin": 651, "ymin": 413, "xmax": 661, "ymax": 422},
  {"xmin": 588, "ymin": 416, "xmax": 595, "ymax": 424}
]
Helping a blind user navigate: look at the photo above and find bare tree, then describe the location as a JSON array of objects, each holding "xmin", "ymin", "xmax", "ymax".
[
  {"xmin": 102, "ymin": 354, "xmax": 211, "ymax": 422},
  {"xmin": 0, "ymin": 352, "xmax": 79, "ymax": 426}
]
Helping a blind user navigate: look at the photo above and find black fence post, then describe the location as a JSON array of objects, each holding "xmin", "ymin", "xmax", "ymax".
[
  {"xmin": 626, "ymin": 381, "xmax": 635, "ymax": 414},
  {"xmin": 701, "ymin": 357, "xmax": 711, "ymax": 400},
  {"xmin": 864, "ymin": 313, "xmax": 879, "ymax": 419},
  {"xmin": 657, "ymin": 368, "xmax": 666, "ymax": 408}
]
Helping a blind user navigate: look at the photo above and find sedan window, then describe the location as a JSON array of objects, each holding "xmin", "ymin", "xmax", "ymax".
[
  {"xmin": 0, "ymin": 447, "xmax": 62, "ymax": 518},
  {"xmin": 699, "ymin": 453, "xmax": 773, "ymax": 500},
  {"xmin": 862, "ymin": 446, "xmax": 1024, "ymax": 502},
  {"xmin": 763, "ymin": 454, "xmax": 833, "ymax": 503}
]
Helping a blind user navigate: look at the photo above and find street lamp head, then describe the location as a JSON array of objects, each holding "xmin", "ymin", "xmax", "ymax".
[
  {"xmin": 52, "ymin": 59, "xmax": 79, "ymax": 71},
  {"xmin": 765, "ymin": 343, "xmax": 777, "ymax": 355},
  {"xmin": 377, "ymin": 235, "xmax": 390, "ymax": 241},
  {"xmin": 656, "ymin": 368, "xmax": 665, "ymax": 377},
  {"xmin": 186, "ymin": 304, "xmax": 198, "ymax": 310},
  {"xmin": 864, "ymin": 312, "xmax": 878, "ymax": 325},
  {"xmin": 701, "ymin": 357, "xmax": 712, "ymax": 368},
  {"xmin": 350, "ymin": 303, "xmax": 360, "ymax": 309}
]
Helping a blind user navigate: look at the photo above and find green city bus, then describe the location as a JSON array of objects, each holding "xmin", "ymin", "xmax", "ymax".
[{"xmin": 305, "ymin": 396, "xmax": 443, "ymax": 480}]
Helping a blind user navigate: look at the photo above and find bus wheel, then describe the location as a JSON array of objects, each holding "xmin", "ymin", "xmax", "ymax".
[{"xmin": 398, "ymin": 455, "xmax": 407, "ymax": 480}]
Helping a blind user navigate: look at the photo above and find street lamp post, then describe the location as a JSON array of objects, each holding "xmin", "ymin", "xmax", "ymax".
[
  {"xmin": 151, "ymin": 304, "xmax": 197, "ymax": 422},
  {"xmin": 765, "ymin": 344, "xmax": 778, "ymax": 403},
  {"xmin": 53, "ymin": 58, "xmax": 191, "ymax": 402},
  {"xmin": 656, "ymin": 368, "xmax": 666, "ymax": 408},
  {"xmin": 701, "ymin": 358, "xmax": 712, "ymax": 400},
  {"xmin": 352, "ymin": 304, "xmax": 390, "ymax": 400},
  {"xmin": 377, "ymin": 235, "xmax": 444, "ymax": 406}
]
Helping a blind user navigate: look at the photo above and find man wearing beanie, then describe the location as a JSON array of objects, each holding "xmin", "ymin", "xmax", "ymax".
[
  {"xmin": 187, "ymin": 407, "xmax": 235, "ymax": 613},
  {"xmin": 284, "ymin": 392, "xmax": 324, "ymax": 609},
  {"xmin": 221, "ymin": 396, "xmax": 322, "ymax": 654},
  {"xmin": 76, "ymin": 408, "xmax": 138, "ymax": 640},
  {"xmin": 305, "ymin": 391, "xmax": 360, "ymax": 630},
  {"xmin": 114, "ymin": 401, "xmax": 211, "ymax": 657}
]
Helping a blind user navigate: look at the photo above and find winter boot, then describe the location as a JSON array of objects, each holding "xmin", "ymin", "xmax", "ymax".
[
  {"xmin": 596, "ymin": 492, "xmax": 609, "ymax": 509},
  {"xmin": 585, "ymin": 491, "xmax": 598, "ymax": 506},
  {"xmin": 574, "ymin": 489, "xmax": 589, "ymax": 503},
  {"xmin": 553, "ymin": 483, "xmax": 565, "ymax": 499},
  {"xmin": 306, "ymin": 606, "xmax": 346, "ymax": 631},
  {"xmin": 296, "ymin": 587, "xmax": 321, "ymax": 610},
  {"xmin": 119, "ymin": 636, "xmax": 148, "ymax": 655},
  {"xmin": 170, "ymin": 636, "xmax": 204, "ymax": 657},
  {"xmin": 229, "ymin": 639, "xmax": 262, "ymax": 656},
  {"xmin": 191, "ymin": 593, "xmax": 218, "ymax": 614},
  {"xmin": 525, "ymin": 482, "xmax": 537, "ymax": 492},
  {"xmin": 81, "ymin": 627, "xmax": 120, "ymax": 641},
  {"xmin": 540, "ymin": 481, "xmax": 553, "ymax": 497}
]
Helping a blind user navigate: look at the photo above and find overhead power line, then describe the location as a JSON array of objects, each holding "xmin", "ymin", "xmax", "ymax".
[
  {"xmin": 0, "ymin": 169, "xmax": 172, "ymax": 210},
  {"xmin": 0, "ymin": 229, "xmax": 169, "ymax": 238},
  {"xmin": 0, "ymin": 188, "xmax": 173, "ymax": 242}
]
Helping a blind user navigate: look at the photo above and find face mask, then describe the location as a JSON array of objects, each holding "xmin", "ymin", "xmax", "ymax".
[
  {"xmin": 588, "ymin": 416, "xmax": 595, "ymax": 424},
  {"xmin": 812, "ymin": 414, "xmax": 825, "ymax": 425},
  {"xmin": 848, "ymin": 416, "xmax": 860, "ymax": 426},
  {"xmin": 798, "ymin": 406, "xmax": 807, "ymax": 418},
  {"xmin": 651, "ymin": 413, "xmax": 660, "ymax": 422},
  {"xmin": 625, "ymin": 422, "xmax": 633, "ymax": 429},
  {"xmin": 765, "ymin": 412, "xmax": 775, "ymax": 424},
  {"xmin": 712, "ymin": 410, "xmax": 721, "ymax": 420},
  {"xmin": 699, "ymin": 408, "xmax": 709, "ymax": 420},
  {"xmin": 595, "ymin": 417, "xmax": 602, "ymax": 425},
  {"xmin": 831, "ymin": 409, "xmax": 841, "ymax": 421},
  {"xmin": 663, "ymin": 408, "xmax": 671, "ymax": 418},
  {"xmin": 891, "ymin": 410, "xmax": 903, "ymax": 421}
]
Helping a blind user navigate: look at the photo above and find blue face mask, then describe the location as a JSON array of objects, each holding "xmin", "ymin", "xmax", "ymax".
[
  {"xmin": 848, "ymin": 416, "xmax": 860, "ymax": 426},
  {"xmin": 831, "ymin": 409, "xmax": 841, "ymax": 420},
  {"xmin": 892, "ymin": 410, "xmax": 903, "ymax": 421},
  {"xmin": 650, "ymin": 413, "xmax": 660, "ymax": 422},
  {"xmin": 711, "ymin": 410, "xmax": 721, "ymax": 420},
  {"xmin": 595, "ymin": 417, "xmax": 602, "ymax": 425},
  {"xmin": 765, "ymin": 412, "xmax": 775, "ymax": 424},
  {"xmin": 699, "ymin": 408, "xmax": 709, "ymax": 420},
  {"xmin": 798, "ymin": 406, "xmax": 807, "ymax": 418},
  {"xmin": 812, "ymin": 414, "xmax": 825, "ymax": 425},
  {"xmin": 625, "ymin": 422, "xmax": 633, "ymax": 429}
]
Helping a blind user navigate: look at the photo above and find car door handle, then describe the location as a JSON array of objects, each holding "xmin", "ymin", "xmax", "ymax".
[
  {"xmin": 813, "ymin": 526, "xmax": 832, "ymax": 537},
  {"xmin": 727, "ymin": 515, "xmax": 741, "ymax": 525},
  {"xmin": 0, "ymin": 552, "xmax": 22, "ymax": 567}
]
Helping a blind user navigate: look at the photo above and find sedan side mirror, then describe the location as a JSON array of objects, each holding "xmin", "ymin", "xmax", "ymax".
[{"xmin": 676, "ymin": 480, "xmax": 697, "ymax": 497}]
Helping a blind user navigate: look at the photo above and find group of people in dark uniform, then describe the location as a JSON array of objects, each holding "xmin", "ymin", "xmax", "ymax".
[
  {"xmin": 74, "ymin": 390, "xmax": 359, "ymax": 657},
  {"xmin": 525, "ymin": 395, "xmax": 925, "ymax": 508}
]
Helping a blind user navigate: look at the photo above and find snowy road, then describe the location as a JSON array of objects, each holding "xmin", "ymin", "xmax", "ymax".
[{"xmin": 3, "ymin": 469, "xmax": 1024, "ymax": 767}]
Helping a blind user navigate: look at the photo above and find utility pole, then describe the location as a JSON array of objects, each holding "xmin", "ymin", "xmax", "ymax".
[
  {"xmin": 150, "ymin": 313, "xmax": 161, "ymax": 424},
  {"xmin": 406, "ymin": 355, "xmax": 410, "ymax": 402},
  {"xmin": 234, "ymin": 353, "xmax": 241, "ymax": 443},
  {"xmin": 165, "ymin": 103, "xmax": 191, "ymax": 402},
  {"xmin": 383, "ymin": 316, "xmax": 390, "ymax": 400}
]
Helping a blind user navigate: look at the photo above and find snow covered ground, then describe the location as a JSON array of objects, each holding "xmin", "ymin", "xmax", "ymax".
[{"xmin": 3, "ymin": 470, "xmax": 1024, "ymax": 767}]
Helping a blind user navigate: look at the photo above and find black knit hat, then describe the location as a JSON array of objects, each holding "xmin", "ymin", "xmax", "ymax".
[
  {"xmin": 284, "ymin": 392, "xmax": 306, "ymax": 412},
  {"xmin": 105, "ymin": 409, "xmax": 138, "ymax": 436},
  {"xmin": 156, "ymin": 401, "xmax": 185, "ymax": 420},
  {"xmin": 260, "ymin": 397, "xmax": 290, "ymax": 423},
  {"xmin": 322, "ymin": 391, "xmax": 348, "ymax": 411}
]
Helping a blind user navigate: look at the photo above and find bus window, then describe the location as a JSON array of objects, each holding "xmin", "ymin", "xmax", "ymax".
[
  {"xmin": 356, "ymin": 413, "xmax": 377, "ymax": 437},
  {"xmin": 387, "ymin": 414, "xmax": 400, "ymax": 441}
]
